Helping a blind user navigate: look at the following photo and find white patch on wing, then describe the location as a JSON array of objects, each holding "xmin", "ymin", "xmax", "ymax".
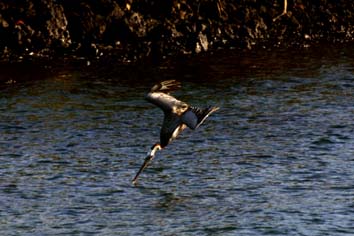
[{"xmin": 171, "ymin": 126, "xmax": 181, "ymax": 140}]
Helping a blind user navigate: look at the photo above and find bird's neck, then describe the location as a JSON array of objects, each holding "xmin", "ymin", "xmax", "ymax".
[{"xmin": 150, "ymin": 143, "xmax": 162, "ymax": 156}]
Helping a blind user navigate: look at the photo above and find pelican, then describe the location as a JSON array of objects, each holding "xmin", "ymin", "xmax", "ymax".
[{"xmin": 132, "ymin": 80, "xmax": 219, "ymax": 185}]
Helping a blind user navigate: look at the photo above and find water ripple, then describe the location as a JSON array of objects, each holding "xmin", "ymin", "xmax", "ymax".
[{"xmin": 1, "ymin": 45, "xmax": 354, "ymax": 235}]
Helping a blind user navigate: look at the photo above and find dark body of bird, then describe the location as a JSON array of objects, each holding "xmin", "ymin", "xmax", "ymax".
[{"xmin": 132, "ymin": 80, "xmax": 219, "ymax": 184}]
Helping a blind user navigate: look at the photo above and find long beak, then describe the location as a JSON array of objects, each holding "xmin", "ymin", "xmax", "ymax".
[{"xmin": 132, "ymin": 154, "xmax": 154, "ymax": 185}]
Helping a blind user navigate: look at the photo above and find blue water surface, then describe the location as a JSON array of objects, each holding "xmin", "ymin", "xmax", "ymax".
[{"xmin": 1, "ymin": 45, "xmax": 354, "ymax": 235}]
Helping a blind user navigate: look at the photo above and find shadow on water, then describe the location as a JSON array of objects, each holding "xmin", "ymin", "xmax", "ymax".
[{"xmin": 1, "ymin": 43, "xmax": 354, "ymax": 235}]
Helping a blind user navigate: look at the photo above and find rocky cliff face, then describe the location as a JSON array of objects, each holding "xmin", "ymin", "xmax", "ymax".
[{"xmin": 1, "ymin": 0, "xmax": 353, "ymax": 62}]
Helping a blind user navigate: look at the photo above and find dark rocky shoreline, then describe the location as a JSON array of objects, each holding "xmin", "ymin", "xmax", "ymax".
[{"xmin": 1, "ymin": 0, "xmax": 354, "ymax": 63}]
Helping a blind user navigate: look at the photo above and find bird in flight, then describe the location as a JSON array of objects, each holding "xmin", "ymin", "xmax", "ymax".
[{"xmin": 132, "ymin": 80, "xmax": 219, "ymax": 185}]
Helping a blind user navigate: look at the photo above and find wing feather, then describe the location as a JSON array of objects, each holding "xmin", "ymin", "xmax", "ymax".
[
  {"xmin": 160, "ymin": 113, "xmax": 186, "ymax": 147},
  {"xmin": 182, "ymin": 106, "xmax": 219, "ymax": 130}
]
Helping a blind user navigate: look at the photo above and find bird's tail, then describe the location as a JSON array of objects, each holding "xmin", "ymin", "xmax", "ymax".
[
  {"xmin": 190, "ymin": 106, "xmax": 219, "ymax": 129},
  {"xmin": 150, "ymin": 80, "xmax": 181, "ymax": 93}
]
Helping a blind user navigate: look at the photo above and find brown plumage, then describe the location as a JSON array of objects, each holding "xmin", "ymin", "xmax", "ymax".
[{"xmin": 132, "ymin": 80, "xmax": 219, "ymax": 185}]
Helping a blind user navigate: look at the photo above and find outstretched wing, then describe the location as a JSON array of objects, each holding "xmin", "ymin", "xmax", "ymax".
[
  {"xmin": 146, "ymin": 80, "xmax": 188, "ymax": 114},
  {"xmin": 181, "ymin": 106, "xmax": 219, "ymax": 130},
  {"xmin": 160, "ymin": 113, "xmax": 186, "ymax": 147}
]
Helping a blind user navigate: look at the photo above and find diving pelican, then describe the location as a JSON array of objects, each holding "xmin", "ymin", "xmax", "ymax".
[{"xmin": 132, "ymin": 80, "xmax": 219, "ymax": 185}]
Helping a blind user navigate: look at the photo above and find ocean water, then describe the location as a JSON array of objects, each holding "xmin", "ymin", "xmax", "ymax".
[{"xmin": 1, "ymin": 45, "xmax": 354, "ymax": 235}]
